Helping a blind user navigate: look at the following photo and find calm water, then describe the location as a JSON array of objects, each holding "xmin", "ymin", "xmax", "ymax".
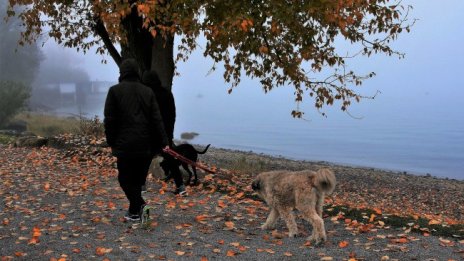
[
  {"xmin": 173, "ymin": 83, "xmax": 464, "ymax": 180},
  {"xmin": 58, "ymin": 81, "xmax": 464, "ymax": 180}
]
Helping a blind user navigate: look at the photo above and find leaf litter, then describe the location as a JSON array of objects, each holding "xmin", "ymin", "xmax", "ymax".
[{"xmin": 0, "ymin": 136, "xmax": 463, "ymax": 260}]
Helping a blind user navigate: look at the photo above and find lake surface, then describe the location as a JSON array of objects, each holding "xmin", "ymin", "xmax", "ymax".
[
  {"xmin": 59, "ymin": 80, "xmax": 464, "ymax": 181},
  {"xmin": 173, "ymin": 82, "xmax": 464, "ymax": 181}
]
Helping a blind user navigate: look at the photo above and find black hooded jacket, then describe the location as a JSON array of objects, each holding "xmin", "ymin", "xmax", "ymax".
[
  {"xmin": 142, "ymin": 70, "xmax": 176, "ymax": 143},
  {"xmin": 104, "ymin": 59, "xmax": 168, "ymax": 157}
]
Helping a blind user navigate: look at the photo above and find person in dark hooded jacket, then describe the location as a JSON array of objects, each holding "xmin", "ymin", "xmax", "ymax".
[
  {"xmin": 142, "ymin": 70, "xmax": 186, "ymax": 195},
  {"xmin": 104, "ymin": 58, "xmax": 169, "ymax": 221}
]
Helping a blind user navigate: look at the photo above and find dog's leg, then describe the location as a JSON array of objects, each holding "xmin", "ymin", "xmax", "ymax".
[
  {"xmin": 301, "ymin": 209, "xmax": 326, "ymax": 245},
  {"xmin": 161, "ymin": 162, "xmax": 172, "ymax": 181},
  {"xmin": 192, "ymin": 166, "xmax": 198, "ymax": 185},
  {"xmin": 276, "ymin": 206, "xmax": 298, "ymax": 238},
  {"xmin": 316, "ymin": 192, "xmax": 325, "ymax": 217},
  {"xmin": 261, "ymin": 207, "xmax": 280, "ymax": 230},
  {"xmin": 182, "ymin": 163, "xmax": 193, "ymax": 185}
]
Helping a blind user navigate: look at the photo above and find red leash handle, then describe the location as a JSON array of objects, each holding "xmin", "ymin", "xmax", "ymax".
[{"xmin": 163, "ymin": 147, "xmax": 216, "ymax": 174}]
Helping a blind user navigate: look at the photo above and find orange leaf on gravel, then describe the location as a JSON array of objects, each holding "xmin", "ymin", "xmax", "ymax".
[
  {"xmin": 339, "ymin": 241, "xmax": 349, "ymax": 248},
  {"xmin": 284, "ymin": 252, "xmax": 293, "ymax": 256},
  {"xmin": 265, "ymin": 249, "xmax": 275, "ymax": 254},
  {"xmin": 226, "ymin": 250, "xmax": 236, "ymax": 256},
  {"xmin": 195, "ymin": 215, "xmax": 208, "ymax": 223},
  {"xmin": 175, "ymin": 251, "xmax": 185, "ymax": 256},
  {"xmin": 439, "ymin": 237, "xmax": 455, "ymax": 246},
  {"xmin": 217, "ymin": 200, "xmax": 227, "ymax": 208},
  {"xmin": 234, "ymin": 192, "xmax": 245, "ymax": 199},
  {"xmin": 271, "ymin": 230, "xmax": 284, "ymax": 239},
  {"xmin": 224, "ymin": 221, "xmax": 234, "ymax": 230},
  {"xmin": 15, "ymin": 252, "xmax": 26, "ymax": 257},
  {"xmin": 32, "ymin": 226, "xmax": 41, "ymax": 237},
  {"xmin": 167, "ymin": 201, "xmax": 176, "ymax": 209},
  {"xmin": 95, "ymin": 247, "xmax": 112, "ymax": 256},
  {"xmin": 390, "ymin": 238, "xmax": 408, "ymax": 244}
]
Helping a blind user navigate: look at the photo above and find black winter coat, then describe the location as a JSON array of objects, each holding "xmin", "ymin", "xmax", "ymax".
[
  {"xmin": 104, "ymin": 61, "xmax": 168, "ymax": 157},
  {"xmin": 142, "ymin": 71, "xmax": 176, "ymax": 143}
]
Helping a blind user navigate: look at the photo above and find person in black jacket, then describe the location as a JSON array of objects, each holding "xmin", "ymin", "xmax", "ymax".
[
  {"xmin": 104, "ymin": 59, "xmax": 169, "ymax": 221},
  {"xmin": 142, "ymin": 70, "xmax": 186, "ymax": 196}
]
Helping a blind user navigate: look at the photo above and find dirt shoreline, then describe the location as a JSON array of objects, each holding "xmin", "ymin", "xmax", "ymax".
[{"xmin": 196, "ymin": 145, "xmax": 464, "ymax": 223}]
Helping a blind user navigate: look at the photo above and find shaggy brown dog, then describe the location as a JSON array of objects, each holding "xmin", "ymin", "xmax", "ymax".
[{"xmin": 251, "ymin": 168, "xmax": 336, "ymax": 244}]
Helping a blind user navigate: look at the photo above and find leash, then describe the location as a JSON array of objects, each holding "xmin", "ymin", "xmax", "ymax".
[{"xmin": 163, "ymin": 147, "xmax": 216, "ymax": 174}]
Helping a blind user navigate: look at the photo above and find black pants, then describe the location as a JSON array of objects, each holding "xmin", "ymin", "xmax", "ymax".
[{"xmin": 117, "ymin": 156, "xmax": 152, "ymax": 214}]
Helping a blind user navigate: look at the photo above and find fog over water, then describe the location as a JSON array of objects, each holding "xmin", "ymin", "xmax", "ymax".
[{"xmin": 46, "ymin": 0, "xmax": 463, "ymax": 180}]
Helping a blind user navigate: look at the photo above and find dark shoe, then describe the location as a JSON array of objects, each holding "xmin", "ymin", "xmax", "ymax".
[
  {"xmin": 141, "ymin": 184, "xmax": 147, "ymax": 193},
  {"xmin": 174, "ymin": 185, "xmax": 187, "ymax": 196},
  {"xmin": 124, "ymin": 211, "xmax": 140, "ymax": 222}
]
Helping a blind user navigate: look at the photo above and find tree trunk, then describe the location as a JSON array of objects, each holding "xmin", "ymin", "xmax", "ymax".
[
  {"xmin": 120, "ymin": 4, "xmax": 153, "ymax": 73},
  {"xmin": 151, "ymin": 34, "xmax": 175, "ymax": 90}
]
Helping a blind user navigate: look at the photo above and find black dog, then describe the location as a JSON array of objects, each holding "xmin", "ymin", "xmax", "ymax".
[{"xmin": 161, "ymin": 143, "xmax": 211, "ymax": 185}]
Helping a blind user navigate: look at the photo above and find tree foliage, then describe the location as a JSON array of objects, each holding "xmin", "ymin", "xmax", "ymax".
[
  {"xmin": 7, "ymin": 0, "xmax": 413, "ymax": 116},
  {"xmin": 0, "ymin": 81, "xmax": 31, "ymax": 127}
]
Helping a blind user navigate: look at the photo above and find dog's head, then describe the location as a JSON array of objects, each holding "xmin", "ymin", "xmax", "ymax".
[{"xmin": 251, "ymin": 178, "xmax": 261, "ymax": 191}]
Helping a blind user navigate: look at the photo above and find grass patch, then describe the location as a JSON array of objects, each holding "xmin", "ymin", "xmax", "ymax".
[
  {"xmin": 14, "ymin": 113, "xmax": 80, "ymax": 137},
  {"xmin": 324, "ymin": 204, "xmax": 464, "ymax": 238},
  {"xmin": 227, "ymin": 156, "xmax": 268, "ymax": 174},
  {"xmin": 0, "ymin": 134, "xmax": 15, "ymax": 145}
]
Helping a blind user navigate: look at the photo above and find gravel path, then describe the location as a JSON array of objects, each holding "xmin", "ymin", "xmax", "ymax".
[{"xmin": 0, "ymin": 144, "xmax": 463, "ymax": 260}]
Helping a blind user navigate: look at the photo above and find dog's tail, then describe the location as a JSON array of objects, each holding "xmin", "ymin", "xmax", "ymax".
[
  {"xmin": 196, "ymin": 144, "xmax": 211, "ymax": 154},
  {"xmin": 313, "ymin": 168, "xmax": 336, "ymax": 195}
]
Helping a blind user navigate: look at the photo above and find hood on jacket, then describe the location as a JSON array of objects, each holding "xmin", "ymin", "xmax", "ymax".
[
  {"xmin": 142, "ymin": 70, "xmax": 162, "ymax": 90},
  {"xmin": 119, "ymin": 58, "xmax": 140, "ymax": 82}
]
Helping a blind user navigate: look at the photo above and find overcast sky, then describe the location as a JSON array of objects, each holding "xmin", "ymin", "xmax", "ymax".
[{"xmin": 44, "ymin": 0, "xmax": 464, "ymax": 116}]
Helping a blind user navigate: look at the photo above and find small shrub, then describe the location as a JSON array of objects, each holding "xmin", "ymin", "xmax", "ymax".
[
  {"xmin": 78, "ymin": 116, "xmax": 105, "ymax": 138},
  {"xmin": 0, "ymin": 81, "xmax": 31, "ymax": 128}
]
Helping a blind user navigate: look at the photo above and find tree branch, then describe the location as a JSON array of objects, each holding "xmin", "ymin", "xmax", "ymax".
[{"xmin": 93, "ymin": 17, "xmax": 122, "ymax": 67}]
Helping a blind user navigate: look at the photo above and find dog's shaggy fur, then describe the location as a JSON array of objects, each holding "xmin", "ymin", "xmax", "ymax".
[{"xmin": 252, "ymin": 168, "xmax": 336, "ymax": 244}]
